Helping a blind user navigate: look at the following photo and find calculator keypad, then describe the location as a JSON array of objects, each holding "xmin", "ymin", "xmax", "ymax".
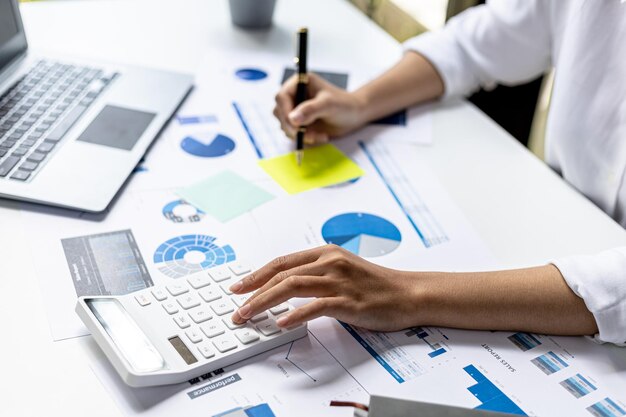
[{"xmin": 131, "ymin": 263, "xmax": 294, "ymax": 368}]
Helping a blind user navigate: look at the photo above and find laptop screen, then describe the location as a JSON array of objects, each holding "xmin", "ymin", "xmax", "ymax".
[{"xmin": 0, "ymin": 0, "xmax": 27, "ymax": 71}]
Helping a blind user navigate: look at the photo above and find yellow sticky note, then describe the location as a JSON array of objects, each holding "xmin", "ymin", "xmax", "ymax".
[{"xmin": 258, "ymin": 144, "xmax": 365, "ymax": 194}]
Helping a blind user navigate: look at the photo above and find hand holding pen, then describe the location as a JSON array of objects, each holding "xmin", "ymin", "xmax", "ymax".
[{"xmin": 273, "ymin": 30, "xmax": 368, "ymax": 152}]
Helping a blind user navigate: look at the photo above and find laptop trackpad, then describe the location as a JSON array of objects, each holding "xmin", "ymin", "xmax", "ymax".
[{"xmin": 77, "ymin": 105, "xmax": 156, "ymax": 151}]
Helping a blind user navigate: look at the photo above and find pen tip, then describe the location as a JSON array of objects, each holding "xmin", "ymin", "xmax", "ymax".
[{"xmin": 296, "ymin": 151, "xmax": 303, "ymax": 166}]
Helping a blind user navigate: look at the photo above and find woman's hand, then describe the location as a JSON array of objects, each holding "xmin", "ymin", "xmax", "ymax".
[
  {"xmin": 230, "ymin": 245, "xmax": 423, "ymax": 331},
  {"xmin": 273, "ymin": 73, "xmax": 369, "ymax": 145}
]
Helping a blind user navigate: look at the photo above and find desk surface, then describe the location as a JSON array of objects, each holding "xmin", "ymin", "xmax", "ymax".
[{"xmin": 2, "ymin": 0, "xmax": 626, "ymax": 416}]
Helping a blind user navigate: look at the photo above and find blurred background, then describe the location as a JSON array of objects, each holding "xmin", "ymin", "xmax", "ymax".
[{"xmin": 17, "ymin": 0, "xmax": 553, "ymax": 159}]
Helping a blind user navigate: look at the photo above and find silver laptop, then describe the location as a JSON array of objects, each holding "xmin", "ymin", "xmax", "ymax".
[{"xmin": 0, "ymin": 0, "xmax": 193, "ymax": 212}]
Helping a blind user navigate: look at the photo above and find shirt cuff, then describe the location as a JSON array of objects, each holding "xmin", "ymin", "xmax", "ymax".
[
  {"xmin": 552, "ymin": 249, "xmax": 626, "ymax": 346},
  {"xmin": 403, "ymin": 30, "xmax": 484, "ymax": 100}
]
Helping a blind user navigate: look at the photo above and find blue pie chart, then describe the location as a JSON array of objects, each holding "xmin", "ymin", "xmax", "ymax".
[
  {"xmin": 235, "ymin": 68, "xmax": 268, "ymax": 81},
  {"xmin": 181, "ymin": 133, "xmax": 236, "ymax": 157},
  {"xmin": 322, "ymin": 212, "xmax": 401, "ymax": 257}
]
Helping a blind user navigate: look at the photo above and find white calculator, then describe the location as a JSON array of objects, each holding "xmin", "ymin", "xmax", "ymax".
[{"xmin": 76, "ymin": 260, "xmax": 307, "ymax": 387}]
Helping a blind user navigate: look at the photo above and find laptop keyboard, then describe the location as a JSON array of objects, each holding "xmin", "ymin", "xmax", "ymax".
[{"xmin": 0, "ymin": 60, "xmax": 117, "ymax": 182}]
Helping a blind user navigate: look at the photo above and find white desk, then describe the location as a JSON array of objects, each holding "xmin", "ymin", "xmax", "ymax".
[{"xmin": 2, "ymin": 0, "xmax": 625, "ymax": 416}]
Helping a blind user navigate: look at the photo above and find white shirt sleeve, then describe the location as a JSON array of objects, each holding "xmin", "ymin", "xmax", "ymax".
[
  {"xmin": 403, "ymin": 0, "xmax": 552, "ymax": 98},
  {"xmin": 552, "ymin": 249, "xmax": 626, "ymax": 346}
]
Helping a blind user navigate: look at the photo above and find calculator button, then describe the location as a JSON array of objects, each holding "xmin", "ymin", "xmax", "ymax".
[
  {"xmin": 151, "ymin": 288, "xmax": 168, "ymax": 301},
  {"xmin": 269, "ymin": 304, "xmax": 289, "ymax": 315},
  {"xmin": 174, "ymin": 314, "xmax": 191, "ymax": 329},
  {"xmin": 256, "ymin": 320, "xmax": 281, "ymax": 336},
  {"xmin": 213, "ymin": 335, "xmax": 238, "ymax": 353},
  {"xmin": 177, "ymin": 293, "xmax": 201, "ymax": 310},
  {"xmin": 220, "ymin": 282, "xmax": 234, "ymax": 295},
  {"xmin": 162, "ymin": 301, "xmax": 179, "ymax": 315},
  {"xmin": 210, "ymin": 300, "xmax": 235, "ymax": 316},
  {"xmin": 197, "ymin": 342, "xmax": 215, "ymax": 359},
  {"xmin": 229, "ymin": 261, "xmax": 252, "ymax": 276},
  {"xmin": 187, "ymin": 273, "xmax": 212, "ymax": 289},
  {"xmin": 189, "ymin": 306, "xmax": 213, "ymax": 324},
  {"xmin": 235, "ymin": 328, "xmax": 260, "ymax": 345},
  {"xmin": 209, "ymin": 268, "xmax": 232, "ymax": 282},
  {"xmin": 198, "ymin": 287, "xmax": 222, "ymax": 303},
  {"xmin": 200, "ymin": 321, "xmax": 225, "ymax": 338},
  {"xmin": 134, "ymin": 293, "xmax": 151, "ymax": 306},
  {"xmin": 223, "ymin": 317, "xmax": 245, "ymax": 330},
  {"xmin": 186, "ymin": 328, "xmax": 203, "ymax": 344},
  {"xmin": 250, "ymin": 312, "xmax": 268, "ymax": 323},
  {"xmin": 167, "ymin": 283, "xmax": 188, "ymax": 296},
  {"xmin": 232, "ymin": 294, "xmax": 251, "ymax": 307}
]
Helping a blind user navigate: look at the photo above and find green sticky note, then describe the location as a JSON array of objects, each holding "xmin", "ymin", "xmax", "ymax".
[
  {"xmin": 258, "ymin": 144, "xmax": 365, "ymax": 194},
  {"xmin": 177, "ymin": 170, "xmax": 274, "ymax": 222}
]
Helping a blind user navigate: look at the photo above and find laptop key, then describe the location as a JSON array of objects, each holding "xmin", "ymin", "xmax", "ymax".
[
  {"xmin": 11, "ymin": 147, "xmax": 29, "ymax": 157},
  {"xmin": 21, "ymin": 138, "xmax": 37, "ymax": 147},
  {"xmin": 0, "ymin": 156, "xmax": 20, "ymax": 177},
  {"xmin": 0, "ymin": 149, "xmax": 6, "ymax": 158},
  {"xmin": 10, "ymin": 170, "xmax": 30, "ymax": 181},
  {"xmin": 26, "ymin": 152, "xmax": 46, "ymax": 163},
  {"xmin": 8, "ymin": 132, "xmax": 23, "ymax": 141},
  {"xmin": 0, "ymin": 140, "xmax": 16, "ymax": 149},
  {"xmin": 46, "ymin": 104, "xmax": 87, "ymax": 142},
  {"xmin": 36, "ymin": 141, "xmax": 55, "ymax": 154},
  {"xmin": 18, "ymin": 161, "xmax": 38, "ymax": 171},
  {"xmin": 28, "ymin": 132, "xmax": 42, "ymax": 140}
]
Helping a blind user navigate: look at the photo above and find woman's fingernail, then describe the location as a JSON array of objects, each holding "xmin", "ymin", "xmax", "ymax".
[
  {"xmin": 276, "ymin": 315, "xmax": 290, "ymax": 327},
  {"xmin": 237, "ymin": 304, "xmax": 252, "ymax": 319},
  {"xmin": 289, "ymin": 110, "xmax": 303, "ymax": 124},
  {"xmin": 229, "ymin": 281, "xmax": 243, "ymax": 293}
]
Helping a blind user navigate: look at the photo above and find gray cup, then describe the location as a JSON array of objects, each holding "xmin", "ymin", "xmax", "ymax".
[{"xmin": 229, "ymin": 0, "xmax": 277, "ymax": 28}]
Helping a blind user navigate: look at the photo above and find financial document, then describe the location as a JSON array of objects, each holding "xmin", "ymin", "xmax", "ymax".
[{"xmin": 18, "ymin": 49, "xmax": 626, "ymax": 417}]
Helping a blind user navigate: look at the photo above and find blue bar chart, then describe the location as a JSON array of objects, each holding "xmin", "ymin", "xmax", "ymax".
[
  {"xmin": 560, "ymin": 374, "xmax": 598, "ymax": 398},
  {"xmin": 531, "ymin": 351, "xmax": 570, "ymax": 375},
  {"xmin": 359, "ymin": 141, "xmax": 449, "ymax": 248},
  {"xmin": 176, "ymin": 114, "xmax": 218, "ymax": 125},
  {"xmin": 508, "ymin": 332, "xmax": 542, "ymax": 351},
  {"xmin": 587, "ymin": 398, "xmax": 626, "ymax": 417},
  {"xmin": 464, "ymin": 365, "xmax": 527, "ymax": 416},
  {"xmin": 405, "ymin": 327, "xmax": 449, "ymax": 358},
  {"xmin": 340, "ymin": 322, "xmax": 425, "ymax": 383},
  {"xmin": 213, "ymin": 403, "xmax": 276, "ymax": 417}
]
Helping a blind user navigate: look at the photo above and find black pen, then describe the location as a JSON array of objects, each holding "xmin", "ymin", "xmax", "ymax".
[{"xmin": 294, "ymin": 27, "xmax": 308, "ymax": 166}]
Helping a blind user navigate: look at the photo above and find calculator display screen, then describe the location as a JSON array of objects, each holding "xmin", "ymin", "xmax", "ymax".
[
  {"xmin": 87, "ymin": 298, "xmax": 166, "ymax": 373},
  {"xmin": 168, "ymin": 336, "xmax": 198, "ymax": 365}
]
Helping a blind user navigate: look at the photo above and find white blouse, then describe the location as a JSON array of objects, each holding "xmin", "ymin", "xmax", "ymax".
[{"xmin": 404, "ymin": 0, "xmax": 626, "ymax": 344}]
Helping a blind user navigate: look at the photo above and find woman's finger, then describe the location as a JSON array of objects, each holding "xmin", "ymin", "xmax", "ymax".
[
  {"xmin": 230, "ymin": 246, "xmax": 325, "ymax": 294},
  {"xmin": 275, "ymin": 75, "xmax": 298, "ymax": 120},
  {"xmin": 232, "ymin": 275, "xmax": 330, "ymax": 323}
]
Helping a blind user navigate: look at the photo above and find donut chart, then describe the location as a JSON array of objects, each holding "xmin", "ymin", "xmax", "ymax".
[
  {"xmin": 321, "ymin": 212, "xmax": 401, "ymax": 257},
  {"xmin": 153, "ymin": 234, "xmax": 236, "ymax": 278},
  {"xmin": 162, "ymin": 200, "xmax": 204, "ymax": 223}
]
